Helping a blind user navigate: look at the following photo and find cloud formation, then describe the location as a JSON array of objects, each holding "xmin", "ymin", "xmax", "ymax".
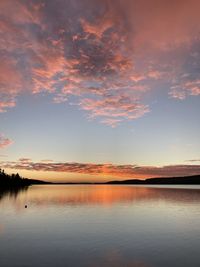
[
  {"xmin": 0, "ymin": 134, "xmax": 13, "ymax": 149},
  {"xmin": 1, "ymin": 0, "xmax": 200, "ymax": 125},
  {"xmin": 1, "ymin": 159, "xmax": 200, "ymax": 179},
  {"xmin": 186, "ymin": 159, "xmax": 200, "ymax": 163}
]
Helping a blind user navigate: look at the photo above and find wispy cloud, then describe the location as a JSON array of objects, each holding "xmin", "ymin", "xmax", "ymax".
[
  {"xmin": 170, "ymin": 80, "xmax": 200, "ymax": 100},
  {"xmin": 0, "ymin": 134, "xmax": 13, "ymax": 149},
  {"xmin": 185, "ymin": 159, "xmax": 200, "ymax": 163},
  {"xmin": 18, "ymin": 158, "xmax": 32, "ymax": 163},
  {"xmin": 1, "ymin": 159, "xmax": 200, "ymax": 179},
  {"xmin": 79, "ymin": 95, "xmax": 149, "ymax": 126}
]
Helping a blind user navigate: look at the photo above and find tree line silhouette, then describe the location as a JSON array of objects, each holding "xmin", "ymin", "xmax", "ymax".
[
  {"xmin": 0, "ymin": 168, "xmax": 49, "ymax": 188},
  {"xmin": 0, "ymin": 168, "xmax": 30, "ymax": 187},
  {"xmin": 0, "ymin": 169, "xmax": 30, "ymax": 202}
]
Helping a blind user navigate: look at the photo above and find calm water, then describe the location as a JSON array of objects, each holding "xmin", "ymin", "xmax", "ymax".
[{"xmin": 0, "ymin": 185, "xmax": 200, "ymax": 267}]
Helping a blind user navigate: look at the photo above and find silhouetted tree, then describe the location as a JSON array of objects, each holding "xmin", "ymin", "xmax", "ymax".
[
  {"xmin": 0, "ymin": 169, "xmax": 48, "ymax": 188},
  {"xmin": 0, "ymin": 169, "xmax": 27, "ymax": 187}
]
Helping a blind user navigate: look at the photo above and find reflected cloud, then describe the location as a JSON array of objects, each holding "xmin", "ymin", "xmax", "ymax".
[{"xmin": 7, "ymin": 185, "xmax": 200, "ymax": 208}]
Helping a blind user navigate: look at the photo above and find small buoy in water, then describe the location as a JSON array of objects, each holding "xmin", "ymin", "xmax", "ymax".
[{"xmin": 25, "ymin": 205, "xmax": 27, "ymax": 208}]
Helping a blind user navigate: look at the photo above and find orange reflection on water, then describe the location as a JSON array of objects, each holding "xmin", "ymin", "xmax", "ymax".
[
  {"xmin": 17, "ymin": 185, "xmax": 153, "ymax": 206},
  {"xmin": 89, "ymin": 249, "xmax": 151, "ymax": 267},
  {"xmin": 1, "ymin": 185, "xmax": 200, "ymax": 210}
]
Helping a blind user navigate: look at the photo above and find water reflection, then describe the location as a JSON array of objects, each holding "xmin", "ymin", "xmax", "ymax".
[
  {"xmin": 0, "ymin": 186, "xmax": 28, "ymax": 202},
  {"xmin": 0, "ymin": 185, "xmax": 200, "ymax": 267},
  {"xmin": 0, "ymin": 223, "xmax": 4, "ymax": 234},
  {"xmin": 2, "ymin": 185, "xmax": 199, "ymax": 207},
  {"xmin": 89, "ymin": 250, "xmax": 150, "ymax": 267}
]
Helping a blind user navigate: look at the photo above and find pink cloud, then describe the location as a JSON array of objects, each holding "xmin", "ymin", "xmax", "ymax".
[
  {"xmin": 101, "ymin": 118, "xmax": 122, "ymax": 128},
  {"xmin": 170, "ymin": 80, "xmax": 200, "ymax": 100},
  {"xmin": 0, "ymin": 99, "xmax": 16, "ymax": 113},
  {"xmin": 0, "ymin": 0, "xmax": 200, "ymax": 125},
  {"xmin": 80, "ymin": 15, "xmax": 113, "ymax": 39},
  {"xmin": 79, "ymin": 95, "xmax": 149, "ymax": 125},
  {"xmin": 130, "ymin": 74, "xmax": 146, "ymax": 83},
  {"xmin": 0, "ymin": 134, "xmax": 13, "ymax": 149},
  {"xmin": 117, "ymin": 0, "xmax": 200, "ymax": 51}
]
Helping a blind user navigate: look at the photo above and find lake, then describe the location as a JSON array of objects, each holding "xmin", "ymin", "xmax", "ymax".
[{"xmin": 0, "ymin": 185, "xmax": 200, "ymax": 267}]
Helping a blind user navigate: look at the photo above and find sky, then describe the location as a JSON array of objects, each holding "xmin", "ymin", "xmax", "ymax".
[{"xmin": 0, "ymin": 0, "xmax": 200, "ymax": 182}]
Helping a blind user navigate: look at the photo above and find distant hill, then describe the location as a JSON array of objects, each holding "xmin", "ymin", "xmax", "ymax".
[
  {"xmin": 106, "ymin": 175, "xmax": 200, "ymax": 185},
  {"xmin": 1, "ymin": 168, "xmax": 200, "ymax": 186}
]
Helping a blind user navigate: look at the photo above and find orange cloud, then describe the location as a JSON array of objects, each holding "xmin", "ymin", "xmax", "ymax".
[
  {"xmin": 1, "ymin": 159, "xmax": 200, "ymax": 179},
  {"xmin": 18, "ymin": 158, "xmax": 32, "ymax": 163}
]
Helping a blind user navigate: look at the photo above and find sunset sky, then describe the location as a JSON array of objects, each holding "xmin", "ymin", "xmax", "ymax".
[{"xmin": 0, "ymin": 0, "xmax": 200, "ymax": 182}]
